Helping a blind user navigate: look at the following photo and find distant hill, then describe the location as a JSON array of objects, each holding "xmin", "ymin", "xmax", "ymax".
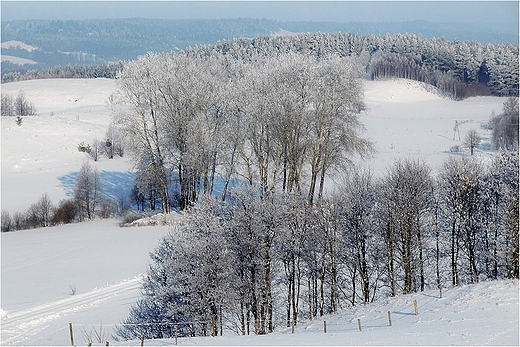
[{"xmin": 1, "ymin": 18, "xmax": 517, "ymax": 74}]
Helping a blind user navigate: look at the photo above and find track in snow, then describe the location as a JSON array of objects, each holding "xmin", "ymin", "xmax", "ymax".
[{"xmin": 1, "ymin": 277, "xmax": 142, "ymax": 345}]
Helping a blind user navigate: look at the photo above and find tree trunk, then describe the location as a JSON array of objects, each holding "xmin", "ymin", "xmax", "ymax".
[
  {"xmin": 451, "ymin": 220, "xmax": 459, "ymax": 286},
  {"xmin": 388, "ymin": 221, "xmax": 396, "ymax": 297},
  {"xmin": 417, "ymin": 226, "xmax": 425, "ymax": 292},
  {"xmin": 293, "ymin": 254, "xmax": 301, "ymax": 327}
]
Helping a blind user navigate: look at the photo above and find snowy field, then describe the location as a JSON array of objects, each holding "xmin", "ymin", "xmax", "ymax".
[{"xmin": 1, "ymin": 77, "xmax": 517, "ymax": 345}]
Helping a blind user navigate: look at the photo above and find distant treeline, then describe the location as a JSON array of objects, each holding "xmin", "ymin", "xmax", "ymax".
[
  {"xmin": 2, "ymin": 18, "xmax": 516, "ymax": 61},
  {"xmin": 194, "ymin": 32, "xmax": 518, "ymax": 98},
  {"xmin": 3, "ymin": 32, "xmax": 518, "ymax": 99},
  {"xmin": 1, "ymin": 61, "xmax": 124, "ymax": 83}
]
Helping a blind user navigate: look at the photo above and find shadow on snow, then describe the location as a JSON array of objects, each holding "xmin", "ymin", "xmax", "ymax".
[{"xmin": 58, "ymin": 171, "xmax": 136, "ymax": 202}]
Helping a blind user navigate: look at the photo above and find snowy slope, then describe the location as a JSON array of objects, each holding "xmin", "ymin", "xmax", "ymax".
[
  {"xmin": 360, "ymin": 79, "xmax": 503, "ymax": 176},
  {"xmin": 1, "ymin": 78, "xmax": 132, "ymax": 213},
  {"xmin": 1, "ymin": 77, "xmax": 516, "ymax": 346},
  {"xmin": 129, "ymin": 279, "xmax": 518, "ymax": 346},
  {"xmin": 1, "ymin": 219, "xmax": 171, "ymax": 345}
]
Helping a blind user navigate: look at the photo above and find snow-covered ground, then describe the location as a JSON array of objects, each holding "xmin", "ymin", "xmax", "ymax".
[
  {"xmin": 1, "ymin": 77, "xmax": 517, "ymax": 345},
  {"xmin": 360, "ymin": 79, "xmax": 502, "ymax": 177},
  {"xmin": 1, "ymin": 78, "xmax": 130, "ymax": 213},
  {"xmin": 123, "ymin": 279, "xmax": 519, "ymax": 346}
]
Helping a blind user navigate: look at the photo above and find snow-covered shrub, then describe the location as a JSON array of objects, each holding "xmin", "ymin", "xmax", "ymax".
[{"xmin": 120, "ymin": 211, "xmax": 142, "ymax": 226}]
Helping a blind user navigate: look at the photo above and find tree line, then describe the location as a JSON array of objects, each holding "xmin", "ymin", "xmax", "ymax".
[
  {"xmin": 1, "ymin": 61, "xmax": 124, "ymax": 83},
  {"xmin": 111, "ymin": 49, "xmax": 518, "ymax": 214},
  {"xmin": 1, "ymin": 162, "xmax": 120, "ymax": 232},
  {"xmin": 116, "ymin": 151, "xmax": 518, "ymax": 340},
  {"xmin": 110, "ymin": 52, "xmax": 372, "ymax": 213},
  {"xmin": 1, "ymin": 90, "xmax": 37, "ymax": 120},
  {"xmin": 191, "ymin": 32, "xmax": 518, "ymax": 98},
  {"xmin": 3, "ymin": 32, "xmax": 518, "ymax": 99}
]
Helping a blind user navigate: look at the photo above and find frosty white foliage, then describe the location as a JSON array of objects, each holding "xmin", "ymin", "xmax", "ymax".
[{"xmin": 112, "ymin": 51, "xmax": 371, "ymax": 211}]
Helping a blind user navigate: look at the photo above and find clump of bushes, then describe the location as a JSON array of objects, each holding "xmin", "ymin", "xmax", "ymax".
[{"xmin": 1, "ymin": 194, "xmax": 79, "ymax": 232}]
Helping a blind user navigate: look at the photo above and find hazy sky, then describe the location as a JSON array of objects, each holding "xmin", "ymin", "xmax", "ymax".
[{"xmin": 1, "ymin": 1, "xmax": 518, "ymax": 26}]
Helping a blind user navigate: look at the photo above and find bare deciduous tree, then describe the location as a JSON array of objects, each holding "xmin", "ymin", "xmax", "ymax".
[
  {"xmin": 14, "ymin": 90, "xmax": 37, "ymax": 117},
  {"xmin": 381, "ymin": 159, "xmax": 433, "ymax": 294},
  {"xmin": 464, "ymin": 129, "xmax": 481, "ymax": 155},
  {"xmin": 74, "ymin": 162, "xmax": 103, "ymax": 221}
]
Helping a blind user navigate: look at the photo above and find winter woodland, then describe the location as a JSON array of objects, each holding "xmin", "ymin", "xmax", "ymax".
[
  {"xmin": 107, "ymin": 40, "xmax": 517, "ymax": 340},
  {"xmin": 1, "ymin": 32, "xmax": 518, "ymax": 343}
]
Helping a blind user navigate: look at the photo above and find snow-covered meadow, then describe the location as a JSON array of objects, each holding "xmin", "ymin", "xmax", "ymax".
[{"xmin": 1, "ymin": 77, "xmax": 517, "ymax": 345}]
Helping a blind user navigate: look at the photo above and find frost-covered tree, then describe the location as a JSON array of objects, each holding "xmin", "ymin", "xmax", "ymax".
[
  {"xmin": 104, "ymin": 123, "xmax": 125, "ymax": 158},
  {"xmin": 74, "ymin": 162, "xmax": 103, "ymax": 221},
  {"xmin": 111, "ymin": 50, "xmax": 371, "ymax": 209},
  {"xmin": 438, "ymin": 157, "xmax": 485, "ymax": 285},
  {"xmin": 491, "ymin": 97, "xmax": 519, "ymax": 150},
  {"xmin": 380, "ymin": 159, "xmax": 433, "ymax": 294},
  {"xmin": 133, "ymin": 160, "xmax": 160, "ymax": 212},
  {"xmin": 34, "ymin": 192, "xmax": 54, "ymax": 227},
  {"xmin": 464, "ymin": 129, "xmax": 481, "ymax": 155},
  {"xmin": 116, "ymin": 195, "xmax": 236, "ymax": 339},
  {"xmin": 238, "ymin": 53, "xmax": 315, "ymax": 196},
  {"xmin": 111, "ymin": 54, "xmax": 172, "ymax": 213},
  {"xmin": 14, "ymin": 90, "xmax": 37, "ymax": 117},
  {"xmin": 274, "ymin": 193, "xmax": 311, "ymax": 328},
  {"xmin": 307, "ymin": 56, "xmax": 372, "ymax": 203},
  {"xmin": 491, "ymin": 150, "xmax": 519, "ymax": 278},
  {"xmin": 1, "ymin": 210, "xmax": 13, "ymax": 232},
  {"xmin": 24, "ymin": 193, "xmax": 54, "ymax": 228},
  {"xmin": 1, "ymin": 93, "xmax": 14, "ymax": 117},
  {"xmin": 115, "ymin": 233, "xmax": 185, "ymax": 340},
  {"xmin": 89, "ymin": 138, "xmax": 100, "ymax": 161},
  {"xmin": 226, "ymin": 186, "xmax": 288, "ymax": 334},
  {"xmin": 336, "ymin": 167, "xmax": 384, "ymax": 303},
  {"xmin": 2, "ymin": 91, "xmax": 37, "ymax": 117}
]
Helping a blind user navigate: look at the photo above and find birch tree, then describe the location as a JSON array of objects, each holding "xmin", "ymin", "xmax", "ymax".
[
  {"xmin": 74, "ymin": 162, "xmax": 103, "ymax": 221},
  {"xmin": 438, "ymin": 157, "xmax": 484, "ymax": 285},
  {"xmin": 307, "ymin": 56, "xmax": 372, "ymax": 204},
  {"xmin": 111, "ymin": 54, "xmax": 172, "ymax": 213},
  {"xmin": 381, "ymin": 159, "xmax": 433, "ymax": 294}
]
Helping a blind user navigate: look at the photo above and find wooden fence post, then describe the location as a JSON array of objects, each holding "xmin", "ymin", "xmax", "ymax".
[
  {"xmin": 140, "ymin": 333, "xmax": 145, "ymax": 346},
  {"xmin": 323, "ymin": 321, "xmax": 327, "ymax": 333},
  {"xmin": 439, "ymin": 284, "xmax": 443, "ymax": 298},
  {"xmin": 175, "ymin": 328, "xmax": 178, "ymax": 345},
  {"xmin": 69, "ymin": 323, "xmax": 74, "ymax": 346},
  {"xmin": 414, "ymin": 299, "xmax": 419, "ymax": 315},
  {"xmin": 105, "ymin": 342, "xmax": 109, "ymax": 346},
  {"xmin": 291, "ymin": 320, "xmax": 295, "ymax": 334},
  {"xmin": 388, "ymin": 311, "xmax": 392, "ymax": 326},
  {"xmin": 357, "ymin": 318, "xmax": 362, "ymax": 332}
]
